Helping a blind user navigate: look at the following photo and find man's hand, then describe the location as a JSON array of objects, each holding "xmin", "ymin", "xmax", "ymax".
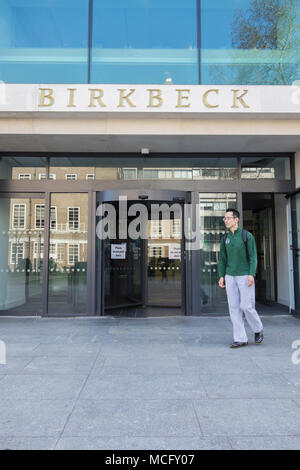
[
  {"xmin": 218, "ymin": 277, "xmax": 225, "ymax": 288},
  {"xmin": 248, "ymin": 275, "xmax": 254, "ymax": 287}
]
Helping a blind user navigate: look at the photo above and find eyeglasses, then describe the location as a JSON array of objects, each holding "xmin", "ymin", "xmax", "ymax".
[{"xmin": 223, "ymin": 217, "xmax": 235, "ymax": 221}]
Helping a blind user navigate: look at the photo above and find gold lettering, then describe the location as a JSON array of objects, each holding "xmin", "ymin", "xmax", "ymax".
[
  {"xmin": 38, "ymin": 88, "xmax": 54, "ymax": 107},
  {"xmin": 118, "ymin": 89, "xmax": 136, "ymax": 108},
  {"xmin": 231, "ymin": 89, "xmax": 250, "ymax": 108},
  {"xmin": 176, "ymin": 89, "xmax": 191, "ymax": 108},
  {"xmin": 147, "ymin": 89, "xmax": 163, "ymax": 108},
  {"xmin": 203, "ymin": 89, "xmax": 219, "ymax": 108},
  {"xmin": 88, "ymin": 89, "xmax": 106, "ymax": 107},
  {"xmin": 67, "ymin": 88, "xmax": 76, "ymax": 107}
]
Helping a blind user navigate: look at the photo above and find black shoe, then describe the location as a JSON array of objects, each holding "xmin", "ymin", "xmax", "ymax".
[
  {"xmin": 230, "ymin": 341, "xmax": 248, "ymax": 348},
  {"xmin": 255, "ymin": 330, "xmax": 264, "ymax": 344}
]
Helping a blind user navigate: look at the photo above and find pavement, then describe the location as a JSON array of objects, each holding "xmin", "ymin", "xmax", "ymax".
[{"xmin": 0, "ymin": 314, "xmax": 300, "ymax": 450}]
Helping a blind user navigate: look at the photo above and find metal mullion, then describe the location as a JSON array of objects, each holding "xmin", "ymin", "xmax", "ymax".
[
  {"xmin": 88, "ymin": 0, "xmax": 93, "ymax": 84},
  {"xmin": 42, "ymin": 191, "xmax": 50, "ymax": 315},
  {"xmin": 87, "ymin": 190, "xmax": 96, "ymax": 315},
  {"xmin": 197, "ymin": 0, "xmax": 201, "ymax": 84}
]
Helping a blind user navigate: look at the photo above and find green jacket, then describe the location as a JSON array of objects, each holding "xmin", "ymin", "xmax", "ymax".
[{"xmin": 218, "ymin": 227, "xmax": 257, "ymax": 278}]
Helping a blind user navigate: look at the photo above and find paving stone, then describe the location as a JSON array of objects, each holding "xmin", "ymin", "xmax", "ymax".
[
  {"xmin": 55, "ymin": 436, "xmax": 231, "ymax": 450},
  {"xmin": 0, "ymin": 374, "xmax": 87, "ymax": 400},
  {"xmin": 63, "ymin": 399, "xmax": 201, "ymax": 437},
  {"xmin": 194, "ymin": 398, "xmax": 300, "ymax": 437},
  {"xmin": 81, "ymin": 374, "xmax": 206, "ymax": 400},
  {"xmin": 0, "ymin": 400, "xmax": 74, "ymax": 437}
]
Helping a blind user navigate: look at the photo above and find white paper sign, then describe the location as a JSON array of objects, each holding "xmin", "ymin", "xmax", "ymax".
[
  {"xmin": 111, "ymin": 243, "xmax": 126, "ymax": 259},
  {"xmin": 169, "ymin": 245, "xmax": 181, "ymax": 260}
]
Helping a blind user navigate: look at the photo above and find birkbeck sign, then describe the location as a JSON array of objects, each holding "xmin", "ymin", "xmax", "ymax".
[{"xmin": 1, "ymin": 83, "xmax": 300, "ymax": 115}]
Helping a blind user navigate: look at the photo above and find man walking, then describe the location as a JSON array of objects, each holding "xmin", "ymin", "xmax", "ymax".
[{"xmin": 218, "ymin": 208, "xmax": 264, "ymax": 348}]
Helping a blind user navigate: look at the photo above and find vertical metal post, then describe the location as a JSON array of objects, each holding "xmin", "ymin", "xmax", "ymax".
[
  {"xmin": 42, "ymin": 191, "xmax": 50, "ymax": 315},
  {"xmin": 87, "ymin": 190, "xmax": 96, "ymax": 315},
  {"xmin": 88, "ymin": 0, "xmax": 93, "ymax": 84}
]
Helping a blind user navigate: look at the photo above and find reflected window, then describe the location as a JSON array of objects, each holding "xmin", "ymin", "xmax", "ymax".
[{"xmin": 12, "ymin": 204, "xmax": 26, "ymax": 229}]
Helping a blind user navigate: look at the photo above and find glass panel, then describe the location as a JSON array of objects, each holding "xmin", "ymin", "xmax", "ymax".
[
  {"xmin": 291, "ymin": 193, "xmax": 300, "ymax": 313},
  {"xmin": 147, "ymin": 211, "xmax": 182, "ymax": 308},
  {"xmin": 50, "ymin": 156, "xmax": 238, "ymax": 180},
  {"xmin": 101, "ymin": 202, "xmax": 143, "ymax": 310},
  {"xmin": 0, "ymin": 0, "xmax": 88, "ymax": 83},
  {"xmin": 48, "ymin": 193, "xmax": 88, "ymax": 314},
  {"xmin": 201, "ymin": 0, "xmax": 300, "ymax": 85},
  {"xmin": 198, "ymin": 193, "xmax": 237, "ymax": 314},
  {"xmin": 243, "ymin": 194, "xmax": 275, "ymax": 304},
  {"xmin": 241, "ymin": 157, "xmax": 291, "ymax": 180},
  {"xmin": 91, "ymin": 0, "xmax": 198, "ymax": 84},
  {"xmin": 0, "ymin": 156, "xmax": 47, "ymax": 180},
  {"xmin": 0, "ymin": 195, "xmax": 44, "ymax": 314}
]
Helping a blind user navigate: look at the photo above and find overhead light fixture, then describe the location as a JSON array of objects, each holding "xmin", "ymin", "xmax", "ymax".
[
  {"xmin": 141, "ymin": 148, "xmax": 150, "ymax": 155},
  {"xmin": 165, "ymin": 77, "xmax": 173, "ymax": 85}
]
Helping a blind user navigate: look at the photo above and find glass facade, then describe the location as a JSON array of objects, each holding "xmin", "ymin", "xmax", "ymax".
[
  {"xmin": 201, "ymin": 0, "xmax": 300, "ymax": 85},
  {"xmin": 1, "ymin": 0, "xmax": 300, "ymax": 85}
]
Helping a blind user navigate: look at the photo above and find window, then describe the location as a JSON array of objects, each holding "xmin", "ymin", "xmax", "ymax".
[
  {"xmin": 39, "ymin": 173, "xmax": 56, "ymax": 180},
  {"xmin": 150, "ymin": 246, "xmax": 163, "ymax": 258},
  {"xmin": 18, "ymin": 173, "xmax": 31, "ymax": 180},
  {"xmin": 10, "ymin": 243, "xmax": 24, "ymax": 265},
  {"xmin": 50, "ymin": 207, "xmax": 57, "ymax": 230},
  {"xmin": 12, "ymin": 204, "xmax": 26, "ymax": 229},
  {"xmin": 33, "ymin": 242, "xmax": 44, "ymax": 259},
  {"xmin": 0, "ymin": 0, "xmax": 89, "ymax": 84},
  {"xmin": 68, "ymin": 244, "xmax": 79, "ymax": 264},
  {"xmin": 91, "ymin": 0, "xmax": 198, "ymax": 84},
  {"xmin": 172, "ymin": 219, "xmax": 181, "ymax": 237},
  {"xmin": 57, "ymin": 243, "xmax": 65, "ymax": 263},
  {"xmin": 68, "ymin": 207, "xmax": 80, "ymax": 231},
  {"xmin": 65, "ymin": 174, "xmax": 78, "ymax": 180},
  {"xmin": 123, "ymin": 169, "xmax": 137, "ymax": 180},
  {"xmin": 35, "ymin": 205, "xmax": 57, "ymax": 229},
  {"xmin": 35, "ymin": 205, "xmax": 45, "ymax": 229},
  {"xmin": 86, "ymin": 174, "xmax": 95, "ymax": 180},
  {"xmin": 150, "ymin": 220, "xmax": 162, "ymax": 238}
]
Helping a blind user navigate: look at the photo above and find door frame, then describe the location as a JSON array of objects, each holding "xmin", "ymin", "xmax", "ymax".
[{"xmin": 96, "ymin": 189, "xmax": 188, "ymax": 316}]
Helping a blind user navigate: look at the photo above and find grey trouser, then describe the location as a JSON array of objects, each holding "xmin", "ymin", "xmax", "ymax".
[{"xmin": 225, "ymin": 274, "xmax": 263, "ymax": 343}]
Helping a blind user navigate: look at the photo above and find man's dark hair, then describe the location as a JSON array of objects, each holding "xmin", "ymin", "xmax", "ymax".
[{"xmin": 226, "ymin": 208, "xmax": 240, "ymax": 219}]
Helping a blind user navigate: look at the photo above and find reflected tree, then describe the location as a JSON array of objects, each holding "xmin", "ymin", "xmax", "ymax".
[{"xmin": 209, "ymin": 0, "xmax": 300, "ymax": 84}]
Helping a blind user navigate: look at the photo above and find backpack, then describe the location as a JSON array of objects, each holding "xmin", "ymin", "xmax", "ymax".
[{"xmin": 222, "ymin": 229, "xmax": 249, "ymax": 263}]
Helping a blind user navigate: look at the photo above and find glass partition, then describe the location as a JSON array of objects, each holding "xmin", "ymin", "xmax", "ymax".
[
  {"xmin": 50, "ymin": 156, "xmax": 238, "ymax": 180},
  {"xmin": 0, "ymin": 156, "xmax": 47, "ymax": 180},
  {"xmin": 198, "ymin": 192, "xmax": 237, "ymax": 314},
  {"xmin": 241, "ymin": 156, "xmax": 291, "ymax": 180},
  {"xmin": 0, "ymin": 0, "xmax": 89, "ymax": 83},
  {"xmin": 0, "ymin": 195, "xmax": 44, "ymax": 315},
  {"xmin": 91, "ymin": 0, "xmax": 198, "ymax": 84},
  {"xmin": 47, "ymin": 193, "xmax": 88, "ymax": 314},
  {"xmin": 201, "ymin": 0, "xmax": 300, "ymax": 85},
  {"xmin": 291, "ymin": 193, "xmax": 300, "ymax": 314}
]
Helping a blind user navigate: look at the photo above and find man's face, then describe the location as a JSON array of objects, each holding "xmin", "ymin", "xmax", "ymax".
[{"xmin": 223, "ymin": 211, "xmax": 238, "ymax": 230}]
